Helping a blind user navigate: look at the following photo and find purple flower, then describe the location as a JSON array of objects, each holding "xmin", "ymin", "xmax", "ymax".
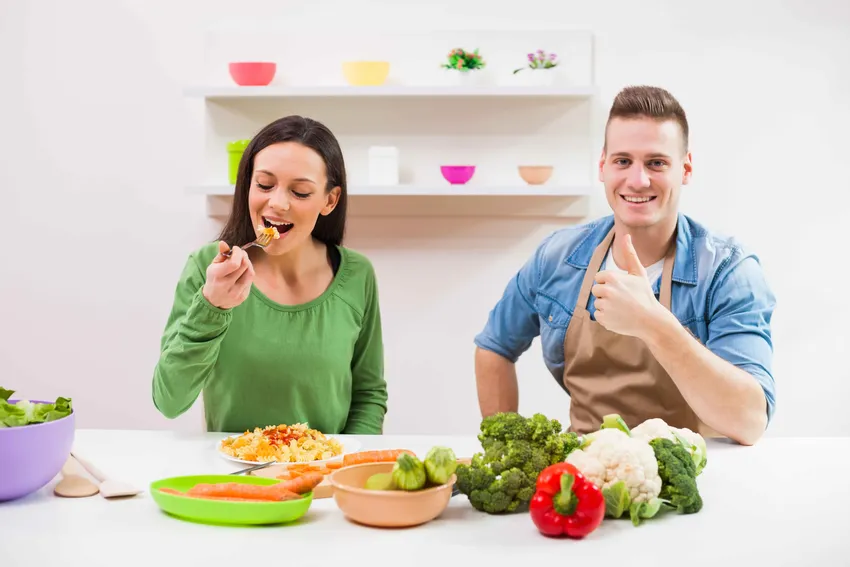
[
  {"xmin": 549, "ymin": 53, "xmax": 557, "ymax": 60},
  {"xmin": 527, "ymin": 53, "xmax": 534, "ymax": 61}
]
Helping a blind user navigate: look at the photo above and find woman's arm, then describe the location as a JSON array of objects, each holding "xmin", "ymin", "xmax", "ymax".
[
  {"xmin": 152, "ymin": 254, "xmax": 232, "ymax": 419},
  {"xmin": 343, "ymin": 268, "xmax": 388, "ymax": 434}
]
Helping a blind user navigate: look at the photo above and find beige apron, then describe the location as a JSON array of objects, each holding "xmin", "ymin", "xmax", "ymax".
[{"xmin": 562, "ymin": 227, "xmax": 717, "ymax": 436}]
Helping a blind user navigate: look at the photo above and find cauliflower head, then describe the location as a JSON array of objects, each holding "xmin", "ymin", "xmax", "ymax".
[
  {"xmin": 630, "ymin": 418, "xmax": 708, "ymax": 475},
  {"xmin": 565, "ymin": 428, "xmax": 661, "ymax": 504}
]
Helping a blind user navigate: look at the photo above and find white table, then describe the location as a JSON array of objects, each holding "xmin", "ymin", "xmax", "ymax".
[{"xmin": 3, "ymin": 430, "xmax": 848, "ymax": 566}]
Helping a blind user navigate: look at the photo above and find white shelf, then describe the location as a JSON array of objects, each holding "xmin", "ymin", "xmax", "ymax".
[
  {"xmin": 186, "ymin": 184, "xmax": 594, "ymax": 197},
  {"xmin": 183, "ymin": 85, "xmax": 597, "ymax": 101}
]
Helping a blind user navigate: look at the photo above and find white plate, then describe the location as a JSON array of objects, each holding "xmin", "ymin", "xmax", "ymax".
[{"xmin": 216, "ymin": 434, "xmax": 362, "ymax": 467}]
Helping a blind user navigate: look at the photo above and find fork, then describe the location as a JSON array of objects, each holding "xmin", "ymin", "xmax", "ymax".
[
  {"xmin": 230, "ymin": 462, "xmax": 277, "ymax": 475},
  {"xmin": 222, "ymin": 231, "xmax": 275, "ymax": 258}
]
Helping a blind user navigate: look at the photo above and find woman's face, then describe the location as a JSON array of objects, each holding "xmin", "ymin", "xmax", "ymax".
[{"xmin": 247, "ymin": 142, "xmax": 340, "ymax": 256}]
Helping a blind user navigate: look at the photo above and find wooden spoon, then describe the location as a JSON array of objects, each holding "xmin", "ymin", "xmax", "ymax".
[
  {"xmin": 54, "ymin": 455, "xmax": 100, "ymax": 498},
  {"xmin": 70, "ymin": 451, "xmax": 142, "ymax": 499}
]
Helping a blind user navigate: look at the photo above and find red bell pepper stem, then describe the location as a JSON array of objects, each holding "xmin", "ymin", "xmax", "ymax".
[{"xmin": 552, "ymin": 473, "xmax": 577, "ymax": 516}]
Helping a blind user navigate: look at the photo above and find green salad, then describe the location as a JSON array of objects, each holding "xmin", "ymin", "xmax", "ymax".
[{"xmin": 0, "ymin": 387, "xmax": 73, "ymax": 428}]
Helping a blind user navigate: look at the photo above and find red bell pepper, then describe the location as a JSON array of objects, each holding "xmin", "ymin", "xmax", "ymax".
[{"xmin": 529, "ymin": 462, "xmax": 605, "ymax": 538}]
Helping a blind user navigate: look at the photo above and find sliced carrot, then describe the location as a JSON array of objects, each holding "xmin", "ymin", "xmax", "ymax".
[
  {"xmin": 159, "ymin": 485, "xmax": 299, "ymax": 502},
  {"xmin": 186, "ymin": 482, "xmax": 301, "ymax": 501},
  {"xmin": 342, "ymin": 449, "xmax": 415, "ymax": 467},
  {"xmin": 277, "ymin": 472, "xmax": 325, "ymax": 494},
  {"xmin": 325, "ymin": 462, "xmax": 344, "ymax": 469},
  {"xmin": 188, "ymin": 495, "xmax": 265, "ymax": 502}
]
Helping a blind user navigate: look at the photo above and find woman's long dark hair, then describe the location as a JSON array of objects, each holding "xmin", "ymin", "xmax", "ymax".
[{"xmin": 217, "ymin": 115, "xmax": 348, "ymax": 248}]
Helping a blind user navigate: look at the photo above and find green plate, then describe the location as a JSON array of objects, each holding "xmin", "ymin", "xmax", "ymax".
[{"xmin": 149, "ymin": 474, "xmax": 313, "ymax": 526}]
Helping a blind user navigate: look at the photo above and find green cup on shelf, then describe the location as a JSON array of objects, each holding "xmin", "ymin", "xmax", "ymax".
[{"xmin": 227, "ymin": 139, "xmax": 251, "ymax": 184}]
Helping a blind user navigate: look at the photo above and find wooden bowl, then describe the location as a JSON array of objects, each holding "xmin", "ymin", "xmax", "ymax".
[
  {"xmin": 518, "ymin": 165, "xmax": 554, "ymax": 185},
  {"xmin": 329, "ymin": 462, "xmax": 455, "ymax": 528}
]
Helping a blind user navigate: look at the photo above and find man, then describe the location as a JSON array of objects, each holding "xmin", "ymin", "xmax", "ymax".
[{"xmin": 473, "ymin": 85, "xmax": 776, "ymax": 446}]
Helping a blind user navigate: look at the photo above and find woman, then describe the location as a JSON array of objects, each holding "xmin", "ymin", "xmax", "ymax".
[{"xmin": 152, "ymin": 115, "xmax": 387, "ymax": 435}]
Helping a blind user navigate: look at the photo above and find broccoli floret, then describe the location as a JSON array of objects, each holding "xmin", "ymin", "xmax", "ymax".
[
  {"xmin": 468, "ymin": 488, "xmax": 515, "ymax": 514},
  {"xmin": 478, "ymin": 437, "xmax": 548, "ymax": 477},
  {"xmin": 526, "ymin": 413, "xmax": 563, "ymax": 442},
  {"xmin": 455, "ymin": 461, "xmax": 496, "ymax": 494},
  {"xmin": 542, "ymin": 431, "xmax": 582, "ymax": 464},
  {"xmin": 649, "ymin": 437, "xmax": 703, "ymax": 514},
  {"xmin": 478, "ymin": 412, "xmax": 532, "ymax": 443},
  {"xmin": 457, "ymin": 412, "xmax": 576, "ymax": 514},
  {"xmin": 463, "ymin": 466, "xmax": 536, "ymax": 514},
  {"xmin": 481, "ymin": 439, "xmax": 508, "ymax": 473},
  {"xmin": 524, "ymin": 445, "xmax": 550, "ymax": 477}
]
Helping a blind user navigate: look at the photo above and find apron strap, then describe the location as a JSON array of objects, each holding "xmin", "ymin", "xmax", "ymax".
[
  {"xmin": 658, "ymin": 239, "xmax": 677, "ymax": 310},
  {"xmin": 574, "ymin": 227, "xmax": 616, "ymax": 313},
  {"xmin": 574, "ymin": 227, "xmax": 678, "ymax": 313}
]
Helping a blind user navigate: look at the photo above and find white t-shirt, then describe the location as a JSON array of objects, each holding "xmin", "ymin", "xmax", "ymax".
[{"xmin": 602, "ymin": 247, "xmax": 664, "ymax": 288}]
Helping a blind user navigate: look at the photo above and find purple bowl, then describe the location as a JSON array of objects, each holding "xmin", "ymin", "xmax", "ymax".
[
  {"xmin": 440, "ymin": 165, "xmax": 476, "ymax": 185},
  {"xmin": 0, "ymin": 400, "xmax": 75, "ymax": 502}
]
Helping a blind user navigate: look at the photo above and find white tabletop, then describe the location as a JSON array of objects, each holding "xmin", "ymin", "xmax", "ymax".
[{"xmin": 3, "ymin": 429, "xmax": 848, "ymax": 567}]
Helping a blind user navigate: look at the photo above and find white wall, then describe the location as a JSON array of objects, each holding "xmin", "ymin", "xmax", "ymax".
[{"xmin": 2, "ymin": 0, "xmax": 848, "ymax": 438}]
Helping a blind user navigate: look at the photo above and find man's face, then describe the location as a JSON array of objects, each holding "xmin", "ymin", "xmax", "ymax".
[{"xmin": 599, "ymin": 117, "xmax": 692, "ymax": 230}]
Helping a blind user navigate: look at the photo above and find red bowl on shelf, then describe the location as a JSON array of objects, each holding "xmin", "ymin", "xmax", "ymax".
[
  {"xmin": 440, "ymin": 165, "xmax": 476, "ymax": 185},
  {"xmin": 228, "ymin": 62, "xmax": 276, "ymax": 86}
]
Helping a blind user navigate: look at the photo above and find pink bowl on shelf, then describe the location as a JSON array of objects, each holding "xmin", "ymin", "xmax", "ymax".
[
  {"xmin": 440, "ymin": 165, "xmax": 476, "ymax": 185},
  {"xmin": 228, "ymin": 62, "xmax": 276, "ymax": 86}
]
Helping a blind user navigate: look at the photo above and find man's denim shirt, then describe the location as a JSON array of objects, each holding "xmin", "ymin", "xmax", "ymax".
[{"xmin": 474, "ymin": 213, "xmax": 777, "ymax": 424}]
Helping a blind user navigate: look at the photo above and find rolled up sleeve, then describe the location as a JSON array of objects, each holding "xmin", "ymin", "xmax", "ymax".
[
  {"xmin": 705, "ymin": 252, "xmax": 778, "ymax": 423},
  {"xmin": 474, "ymin": 240, "xmax": 546, "ymax": 363}
]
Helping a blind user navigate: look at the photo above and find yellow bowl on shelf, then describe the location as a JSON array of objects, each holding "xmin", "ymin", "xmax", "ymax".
[{"xmin": 342, "ymin": 61, "xmax": 390, "ymax": 86}]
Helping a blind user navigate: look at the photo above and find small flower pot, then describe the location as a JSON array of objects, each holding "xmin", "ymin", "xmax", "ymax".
[
  {"xmin": 444, "ymin": 69, "xmax": 484, "ymax": 87},
  {"xmin": 523, "ymin": 70, "xmax": 555, "ymax": 86}
]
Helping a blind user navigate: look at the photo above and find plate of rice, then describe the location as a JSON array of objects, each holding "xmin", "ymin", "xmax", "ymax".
[{"xmin": 216, "ymin": 423, "xmax": 361, "ymax": 466}]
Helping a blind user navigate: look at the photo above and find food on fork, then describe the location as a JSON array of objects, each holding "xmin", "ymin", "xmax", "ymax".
[
  {"xmin": 256, "ymin": 224, "xmax": 281, "ymax": 240},
  {"xmin": 219, "ymin": 423, "xmax": 344, "ymax": 463}
]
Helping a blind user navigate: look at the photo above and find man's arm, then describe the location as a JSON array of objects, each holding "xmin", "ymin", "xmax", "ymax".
[
  {"xmin": 641, "ymin": 307, "xmax": 769, "ymax": 445},
  {"xmin": 593, "ymin": 235, "xmax": 776, "ymax": 446},
  {"xmin": 473, "ymin": 241, "xmax": 547, "ymax": 417},
  {"xmin": 642, "ymin": 250, "xmax": 776, "ymax": 445},
  {"xmin": 475, "ymin": 348, "xmax": 519, "ymax": 416}
]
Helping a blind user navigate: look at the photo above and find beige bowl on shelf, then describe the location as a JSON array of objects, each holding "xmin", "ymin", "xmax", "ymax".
[
  {"xmin": 329, "ymin": 462, "xmax": 455, "ymax": 528},
  {"xmin": 518, "ymin": 165, "xmax": 554, "ymax": 185}
]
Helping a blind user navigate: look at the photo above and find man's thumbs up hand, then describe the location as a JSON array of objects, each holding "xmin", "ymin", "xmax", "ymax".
[
  {"xmin": 591, "ymin": 233, "xmax": 666, "ymax": 339},
  {"xmin": 621, "ymin": 233, "xmax": 648, "ymax": 278}
]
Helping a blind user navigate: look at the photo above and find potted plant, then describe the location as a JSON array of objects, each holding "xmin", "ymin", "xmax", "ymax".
[
  {"xmin": 441, "ymin": 48, "xmax": 486, "ymax": 85},
  {"xmin": 513, "ymin": 49, "xmax": 559, "ymax": 86}
]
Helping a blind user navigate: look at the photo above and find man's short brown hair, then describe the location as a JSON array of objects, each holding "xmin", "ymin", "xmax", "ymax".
[{"xmin": 604, "ymin": 85, "xmax": 689, "ymax": 154}]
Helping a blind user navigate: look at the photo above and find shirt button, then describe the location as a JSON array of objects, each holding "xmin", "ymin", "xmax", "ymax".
[{"xmin": 548, "ymin": 315, "xmax": 553, "ymax": 322}]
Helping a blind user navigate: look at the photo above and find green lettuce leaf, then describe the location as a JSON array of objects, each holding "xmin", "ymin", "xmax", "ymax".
[{"xmin": 0, "ymin": 387, "xmax": 72, "ymax": 427}]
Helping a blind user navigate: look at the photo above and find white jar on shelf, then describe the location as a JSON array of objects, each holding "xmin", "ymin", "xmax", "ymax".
[{"xmin": 368, "ymin": 146, "xmax": 399, "ymax": 186}]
